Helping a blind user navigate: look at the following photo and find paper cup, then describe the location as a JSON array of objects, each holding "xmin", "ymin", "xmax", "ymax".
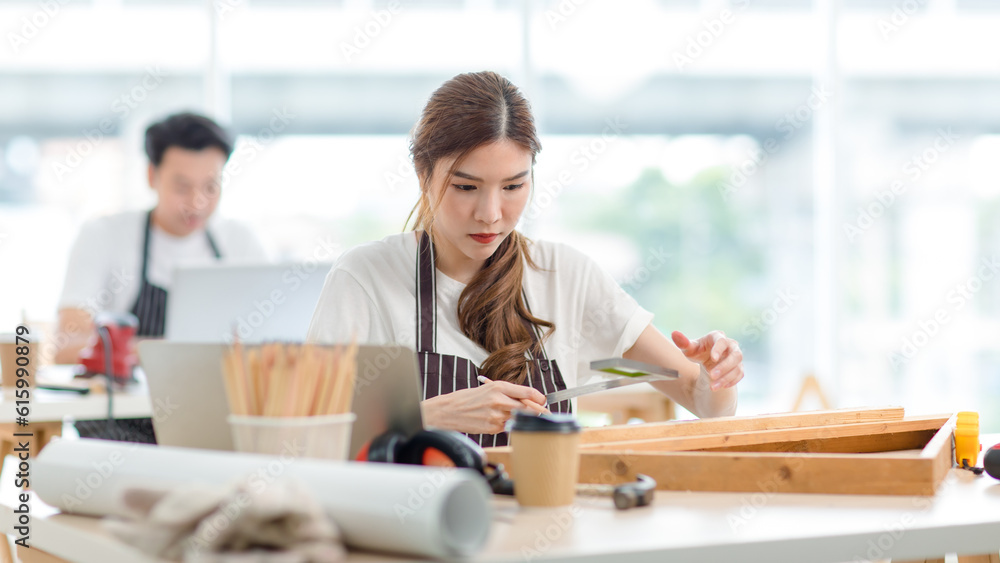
[
  {"xmin": 0, "ymin": 333, "xmax": 38, "ymax": 389},
  {"xmin": 227, "ymin": 413, "xmax": 356, "ymax": 460},
  {"xmin": 508, "ymin": 411, "xmax": 582, "ymax": 507}
]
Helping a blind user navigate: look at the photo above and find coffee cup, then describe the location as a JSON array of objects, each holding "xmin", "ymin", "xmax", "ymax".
[{"xmin": 507, "ymin": 411, "xmax": 582, "ymax": 507}]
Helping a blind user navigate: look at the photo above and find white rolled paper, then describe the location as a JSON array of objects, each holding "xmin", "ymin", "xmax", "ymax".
[{"xmin": 33, "ymin": 439, "xmax": 492, "ymax": 559}]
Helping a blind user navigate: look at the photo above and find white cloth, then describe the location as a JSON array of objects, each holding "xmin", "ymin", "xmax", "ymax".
[
  {"xmin": 58, "ymin": 210, "xmax": 268, "ymax": 314},
  {"xmin": 104, "ymin": 477, "xmax": 345, "ymax": 563},
  {"xmin": 306, "ymin": 232, "xmax": 654, "ymax": 387}
]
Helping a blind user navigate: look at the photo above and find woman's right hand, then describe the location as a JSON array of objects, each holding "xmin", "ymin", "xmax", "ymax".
[{"xmin": 420, "ymin": 380, "xmax": 549, "ymax": 435}]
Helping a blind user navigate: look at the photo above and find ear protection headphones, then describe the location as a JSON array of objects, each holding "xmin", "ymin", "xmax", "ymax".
[
  {"xmin": 359, "ymin": 429, "xmax": 486, "ymax": 471},
  {"xmin": 357, "ymin": 429, "xmax": 515, "ymax": 495}
]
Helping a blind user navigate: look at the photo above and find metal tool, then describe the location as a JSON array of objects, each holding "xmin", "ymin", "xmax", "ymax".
[
  {"xmin": 545, "ymin": 373, "xmax": 675, "ymax": 404},
  {"xmin": 576, "ymin": 474, "xmax": 656, "ymax": 510},
  {"xmin": 590, "ymin": 358, "xmax": 680, "ymax": 378}
]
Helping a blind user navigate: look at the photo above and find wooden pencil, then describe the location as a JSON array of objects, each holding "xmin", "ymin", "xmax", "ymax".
[
  {"xmin": 318, "ymin": 346, "xmax": 341, "ymax": 415},
  {"xmin": 275, "ymin": 344, "xmax": 293, "ymax": 416},
  {"xmin": 282, "ymin": 344, "xmax": 302, "ymax": 416},
  {"xmin": 299, "ymin": 345, "xmax": 321, "ymax": 416},
  {"xmin": 337, "ymin": 340, "xmax": 359, "ymax": 415},
  {"xmin": 259, "ymin": 344, "xmax": 276, "ymax": 415},
  {"xmin": 328, "ymin": 346, "xmax": 345, "ymax": 415},
  {"xmin": 221, "ymin": 350, "xmax": 241, "ymax": 415},
  {"xmin": 231, "ymin": 339, "xmax": 251, "ymax": 415},
  {"xmin": 315, "ymin": 347, "xmax": 335, "ymax": 415},
  {"xmin": 262, "ymin": 344, "xmax": 279, "ymax": 416},
  {"xmin": 225, "ymin": 341, "xmax": 368, "ymax": 418},
  {"xmin": 292, "ymin": 343, "xmax": 314, "ymax": 417},
  {"xmin": 246, "ymin": 348, "xmax": 261, "ymax": 416}
]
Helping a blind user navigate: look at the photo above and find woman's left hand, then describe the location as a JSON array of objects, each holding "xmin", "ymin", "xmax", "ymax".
[{"xmin": 671, "ymin": 330, "xmax": 744, "ymax": 391}]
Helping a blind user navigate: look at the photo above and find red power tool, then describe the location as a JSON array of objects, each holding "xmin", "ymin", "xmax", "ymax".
[{"xmin": 78, "ymin": 312, "xmax": 139, "ymax": 383}]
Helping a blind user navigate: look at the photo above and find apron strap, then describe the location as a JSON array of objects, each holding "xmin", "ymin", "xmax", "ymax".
[
  {"xmin": 205, "ymin": 227, "xmax": 222, "ymax": 259},
  {"xmin": 415, "ymin": 231, "xmax": 436, "ymax": 353},
  {"xmin": 139, "ymin": 210, "xmax": 154, "ymax": 280}
]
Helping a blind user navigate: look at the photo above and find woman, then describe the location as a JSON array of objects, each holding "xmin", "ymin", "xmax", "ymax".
[{"xmin": 307, "ymin": 71, "xmax": 742, "ymax": 447}]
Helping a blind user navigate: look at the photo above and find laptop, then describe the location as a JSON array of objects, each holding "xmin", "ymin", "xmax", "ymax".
[
  {"xmin": 164, "ymin": 263, "xmax": 332, "ymax": 343},
  {"xmin": 137, "ymin": 341, "xmax": 424, "ymax": 459}
]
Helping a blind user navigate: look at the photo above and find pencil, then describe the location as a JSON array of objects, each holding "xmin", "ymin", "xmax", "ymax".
[{"xmin": 337, "ymin": 340, "xmax": 359, "ymax": 415}]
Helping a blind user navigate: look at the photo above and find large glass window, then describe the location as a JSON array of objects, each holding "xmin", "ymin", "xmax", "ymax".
[{"xmin": 3, "ymin": 0, "xmax": 998, "ymax": 430}]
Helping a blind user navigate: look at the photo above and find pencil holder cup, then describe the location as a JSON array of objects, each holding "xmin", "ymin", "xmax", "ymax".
[{"xmin": 228, "ymin": 413, "xmax": 356, "ymax": 460}]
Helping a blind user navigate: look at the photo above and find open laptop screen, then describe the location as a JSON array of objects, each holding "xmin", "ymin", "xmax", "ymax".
[{"xmin": 165, "ymin": 263, "xmax": 331, "ymax": 343}]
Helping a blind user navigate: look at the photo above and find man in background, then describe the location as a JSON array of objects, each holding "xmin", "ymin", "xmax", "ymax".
[{"xmin": 56, "ymin": 112, "xmax": 268, "ymax": 362}]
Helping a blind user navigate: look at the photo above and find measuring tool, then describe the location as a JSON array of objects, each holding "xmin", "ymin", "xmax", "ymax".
[{"xmin": 955, "ymin": 411, "xmax": 983, "ymax": 475}]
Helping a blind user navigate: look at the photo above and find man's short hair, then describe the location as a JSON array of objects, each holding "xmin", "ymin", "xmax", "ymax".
[{"xmin": 144, "ymin": 112, "xmax": 234, "ymax": 166}]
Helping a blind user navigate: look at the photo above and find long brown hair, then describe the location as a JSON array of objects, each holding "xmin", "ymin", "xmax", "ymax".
[{"xmin": 407, "ymin": 71, "xmax": 553, "ymax": 385}]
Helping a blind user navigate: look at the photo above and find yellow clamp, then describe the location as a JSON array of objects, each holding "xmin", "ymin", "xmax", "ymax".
[{"xmin": 955, "ymin": 411, "xmax": 981, "ymax": 469}]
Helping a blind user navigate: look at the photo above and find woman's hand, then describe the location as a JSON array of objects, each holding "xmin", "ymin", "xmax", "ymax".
[
  {"xmin": 420, "ymin": 379, "xmax": 548, "ymax": 435},
  {"xmin": 671, "ymin": 330, "xmax": 744, "ymax": 391}
]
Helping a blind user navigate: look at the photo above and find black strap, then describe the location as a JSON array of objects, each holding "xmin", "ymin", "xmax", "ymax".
[
  {"xmin": 205, "ymin": 228, "xmax": 222, "ymax": 259},
  {"xmin": 138, "ymin": 210, "xmax": 154, "ymax": 280},
  {"xmin": 416, "ymin": 231, "xmax": 436, "ymax": 353}
]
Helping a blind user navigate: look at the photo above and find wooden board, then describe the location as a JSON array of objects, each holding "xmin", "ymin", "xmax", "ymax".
[
  {"xmin": 486, "ymin": 408, "xmax": 957, "ymax": 496},
  {"xmin": 579, "ymin": 415, "xmax": 950, "ymax": 453},
  {"xmin": 579, "ymin": 406, "xmax": 905, "ymax": 444}
]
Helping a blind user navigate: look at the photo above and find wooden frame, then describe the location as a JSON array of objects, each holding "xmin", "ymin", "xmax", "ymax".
[{"xmin": 485, "ymin": 407, "xmax": 958, "ymax": 496}]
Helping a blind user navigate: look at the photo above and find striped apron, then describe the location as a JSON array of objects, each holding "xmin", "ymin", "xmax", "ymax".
[
  {"xmin": 414, "ymin": 231, "xmax": 571, "ymax": 448},
  {"xmin": 130, "ymin": 209, "xmax": 221, "ymax": 337}
]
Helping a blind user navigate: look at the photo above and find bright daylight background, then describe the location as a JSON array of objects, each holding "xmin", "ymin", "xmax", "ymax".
[{"xmin": 1, "ymin": 0, "xmax": 999, "ymax": 429}]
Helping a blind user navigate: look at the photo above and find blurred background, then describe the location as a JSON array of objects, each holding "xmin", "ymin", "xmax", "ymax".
[{"xmin": 1, "ymin": 0, "xmax": 998, "ymax": 429}]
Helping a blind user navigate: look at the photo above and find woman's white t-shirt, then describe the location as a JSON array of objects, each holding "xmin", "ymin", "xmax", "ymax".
[
  {"xmin": 306, "ymin": 232, "xmax": 654, "ymax": 388},
  {"xmin": 58, "ymin": 210, "xmax": 268, "ymax": 314}
]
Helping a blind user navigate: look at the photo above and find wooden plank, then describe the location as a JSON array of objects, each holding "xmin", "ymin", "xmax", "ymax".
[
  {"xmin": 484, "ymin": 448, "xmax": 941, "ymax": 496},
  {"xmin": 921, "ymin": 413, "xmax": 957, "ymax": 493},
  {"xmin": 700, "ymin": 429, "xmax": 938, "ymax": 454},
  {"xmin": 579, "ymin": 415, "xmax": 950, "ymax": 453},
  {"xmin": 580, "ymin": 406, "xmax": 905, "ymax": 444},
  {"xmin": 571, "ymin": 451, "xmax": 939, "ymax": 496}
]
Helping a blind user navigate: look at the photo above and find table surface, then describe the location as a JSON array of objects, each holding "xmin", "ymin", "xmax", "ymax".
[
  {"xmin": 0, "ymin": 366, "xmax": 152, "ymax": 423},
  {"xmin": 2, "ymin": 435, "xmax": 999, "ymax": 563}
]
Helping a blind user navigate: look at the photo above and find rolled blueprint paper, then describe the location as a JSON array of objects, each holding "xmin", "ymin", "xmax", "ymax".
[{"xmin": 33, "ymin": 439, "xmax": 492, "ymax": 559}]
